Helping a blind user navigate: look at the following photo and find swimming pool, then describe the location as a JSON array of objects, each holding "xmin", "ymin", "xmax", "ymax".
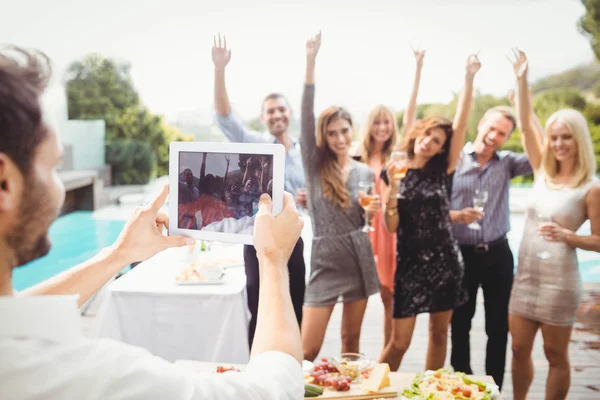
[
  {"xmin": 11, "ymin": 210, "xmax": 600, "ymax": 291},
  {"xmin": 12, "ymin": 212, "xmax": 125, "ymax": 291}
]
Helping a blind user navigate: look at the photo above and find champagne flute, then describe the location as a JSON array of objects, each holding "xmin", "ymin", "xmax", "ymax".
[
  {"xmin": 467, "ymin": 189, "xmax": 488, "ymax": 230},
  {"xmin": 390, "ymin": 151, "xmax": 408, "ymax": 199},
  {"xmin": 537, "ymin": 211, "xmax": 552, "ymax": 260},
  {"xmin": 358, "ymin": 181, "xmax": 379, "ymax": 233}
]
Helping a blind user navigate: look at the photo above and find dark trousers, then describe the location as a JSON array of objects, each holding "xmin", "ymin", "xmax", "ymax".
[
  {"xmin": 450, "ymin": 238, "xmax": 514, "ymax": 390},
  {"xmin": 244, "ymin": 238, "xmax": 305, "ymax": 350}
]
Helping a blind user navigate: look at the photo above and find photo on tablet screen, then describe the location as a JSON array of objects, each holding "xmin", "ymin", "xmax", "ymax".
[{"xmin": 177, "ymin": 151, "xmax": 273, "ymax": 234}]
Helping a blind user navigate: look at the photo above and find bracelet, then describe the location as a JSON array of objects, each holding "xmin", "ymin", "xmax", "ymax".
[{"xmin": 385, "ymin": 207, "xmax": 398, "ymax": 216}]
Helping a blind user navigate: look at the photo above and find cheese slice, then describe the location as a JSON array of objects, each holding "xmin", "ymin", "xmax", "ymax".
[{"xmin": 363, "ymin": 363, "xmax": 391, "ymax": 393}]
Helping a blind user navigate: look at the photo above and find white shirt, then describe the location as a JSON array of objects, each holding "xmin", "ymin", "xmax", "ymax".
[{"xmin": 0, "ymin": 295, "xmax": 304, "ymax": 400}]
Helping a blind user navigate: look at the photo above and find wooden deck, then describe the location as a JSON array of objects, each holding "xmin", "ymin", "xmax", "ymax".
[{"xmin": 316, "ymin": 283, "xmax": 600, "ymax": 400}]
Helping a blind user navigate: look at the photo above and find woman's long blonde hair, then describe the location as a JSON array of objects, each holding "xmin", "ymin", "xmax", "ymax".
[
  {"xmin": 357, "ymin": 105, "xmax": 398, "ymax": 163},
  {"xmin": 316, "ymin": 106, "xmax": 353, "ymax": 209},
  {"xmin": 542, "ymin": 109, "xmax": 596, "ymax": 187}
]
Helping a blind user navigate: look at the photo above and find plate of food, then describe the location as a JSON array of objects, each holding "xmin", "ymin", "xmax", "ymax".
[
  {"xmin": 303, "ymin": 356, "xmax": 397, "ymax": 399},
  {"xmin": 175, "ymin": 263, "xmax": 225, "ymax": 285},
  {"xmin": 401, "ymin": 369, "xmax": 500, "ymax": 400}
]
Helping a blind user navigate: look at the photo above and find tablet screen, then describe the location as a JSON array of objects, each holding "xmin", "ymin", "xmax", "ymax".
[{"xmin": 177, "ymin": 151, "xmax": 274, "ymax": 234}]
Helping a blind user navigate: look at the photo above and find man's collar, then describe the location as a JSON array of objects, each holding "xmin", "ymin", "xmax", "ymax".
[
  {"xmin": 464, "ymin": 142, "xmax": 500, "ymax": 161},
  {"xmin": 271, "ymin": 136, "xmax": 298, "ymax": 148},
  {"xmin": 0, "ymin": 295, "xmax": 82, "ymax": 343}
]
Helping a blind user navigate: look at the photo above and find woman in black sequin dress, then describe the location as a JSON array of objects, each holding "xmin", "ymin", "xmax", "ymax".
[{"xmin": 378, "ymin": 54, "xmax": 481, "ymax": 372}]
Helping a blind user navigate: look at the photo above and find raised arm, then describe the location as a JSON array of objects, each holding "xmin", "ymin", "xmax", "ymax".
[
  {"xmin": 448, "ymin": 54, "xmax": 480, "ymax": 173},
  {"xmin": 213, "ymin": 33, "xmax": 232, "ymax": 116},
  {"xmin": 402, "ymin": 48, "xmax": 425, "ymax": 136},
  {"xmin": 300, "ymin": 31, "xmax": 322, "ymax": 179},
  {"xmin": 509, "ymin": 87, "xmax": 545, "ymax": 145},
  {"xmin": 199, "ymin": 152, "xmax": 207, "ymax": 191},
  {"xmin": 212, "ymin": 34, "xmax": 266, "ymax": 144},
  {"xmin": 510, "ymin": 49, "xmax": 542, "ymax": 170}
]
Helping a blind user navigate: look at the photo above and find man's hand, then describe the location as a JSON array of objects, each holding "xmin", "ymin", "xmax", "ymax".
[
  {"xmin": 296, "ymin": 188, "xmax": 308, "ymax": 209},
  {"xmin": 254, "ymin": 192, "xmax": 304, "ymax": 267},
  {"xmin": 212, "ymin": 33, "xmax": 231, "ymax": 70},
  {"xmin": 452, "ymin": 207, "xmax": 484, "ymax": 224},
  {"xmin": 113, "ymin": 184, "xmax": 194, "ymax": 264}
]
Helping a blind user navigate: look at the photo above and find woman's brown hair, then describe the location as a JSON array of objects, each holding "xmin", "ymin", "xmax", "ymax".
[
  {"xmin": 316, "ymin": 106, "xmax": 353, "ymax": 209},
  {"xmin": 399, "ymin": 116, "xmax": 453, "ymax": 177}
]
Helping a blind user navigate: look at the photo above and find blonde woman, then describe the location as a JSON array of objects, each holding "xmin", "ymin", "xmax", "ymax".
[
  {"xmin": 300, "ymin": 32, "xmax": 381, "ymax": 361},
  {"xmin": 509, "ymin": 50, "xmax": 600, "ymax": 400},
  {"xmin": 355, "ymin": 104, "xmax": 398, "ymax": 351},
  {"xmin": 354, "ymin": 48, "xmax": 424, "ymax": 353}
]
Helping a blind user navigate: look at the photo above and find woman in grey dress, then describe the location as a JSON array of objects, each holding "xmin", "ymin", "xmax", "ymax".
[
  {"xmin": 300, "ymin": 32, "xmax": 381, "ymax": 361},
  {"xmin": 509, "ymin": 50, "xmax": 600, "ymax": 400}
]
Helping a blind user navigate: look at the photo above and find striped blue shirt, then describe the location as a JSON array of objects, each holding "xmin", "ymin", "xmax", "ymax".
[
  {"xmin": 451, "ymin": 143, "xmax": 533, "ymax": 245},
  {"xmin": 215, "ymin": 110, "xmax": 306, "ymax": 197}
]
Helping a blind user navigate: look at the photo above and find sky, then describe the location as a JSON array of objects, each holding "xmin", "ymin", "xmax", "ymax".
[{"xmin": 2, "ymin": 0, "xmax": 595, "ymax": 125}]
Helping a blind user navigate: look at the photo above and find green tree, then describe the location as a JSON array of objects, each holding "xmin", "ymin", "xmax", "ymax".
[
  {"xmin": 578, "ymin": 0, "xmax": 600, "ymax": 61},
  {"xmin": 533, "ymin": 88, "xmax": 587, "ymax": 124},
  {"xmin": 112, "ymin": 106, "xmax": 193, "ymax": 177},
  {"xmin": 65, "ymin": 54, "xmax": 140, "ymax": 138}
]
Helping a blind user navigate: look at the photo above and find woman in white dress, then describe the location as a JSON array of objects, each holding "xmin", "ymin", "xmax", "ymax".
[{"xmin": 509, "ymin": 50, "xmax": 600, "ymax": 400}]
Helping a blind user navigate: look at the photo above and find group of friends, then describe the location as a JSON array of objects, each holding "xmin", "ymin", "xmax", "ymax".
[
  {"xmin": 211, "ymin": 32, "xmax": 600, "ymax": 400},
  {"xmin": 0, "ymin": 30, "xmax": 599, "ymax": 400},
  {"xmin": 178, "ymin": 153, "xmax": 273, "ymax": 230}
]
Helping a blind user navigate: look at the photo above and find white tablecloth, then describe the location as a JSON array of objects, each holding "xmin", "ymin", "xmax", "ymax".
[{"xmin": 94, "ymin": 245, "xmax": 251, "ymax": 364}]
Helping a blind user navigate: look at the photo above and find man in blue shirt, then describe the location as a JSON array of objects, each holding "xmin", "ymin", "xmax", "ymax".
[
  {"xmin": 450, "ymin": 106, "xmax": 535, "ymax": 389},
  {"xmin": 211, "ymin": 34, "xmax": 306, "ymax": 349}
]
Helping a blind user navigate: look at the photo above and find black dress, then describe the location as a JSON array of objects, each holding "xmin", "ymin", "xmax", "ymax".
[{"xmin": 383, "ymin": 168, "xmax": 466, "ymax": 318}]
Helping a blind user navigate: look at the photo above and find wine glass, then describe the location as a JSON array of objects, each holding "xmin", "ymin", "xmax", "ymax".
[
  {"xmin": 390, "ymin": 151, "xmax": 408, "ymax": 199},
  {"xmin": 537, "ymin": 211, "xmax": 552, "ymax": 260},
  {"xmin": 468, "ymin": 189, "xmax": 488, "ymax": 230},
  {"xmin": 358, "ymin": 181, "xmax": 379, "ymax": 233}
]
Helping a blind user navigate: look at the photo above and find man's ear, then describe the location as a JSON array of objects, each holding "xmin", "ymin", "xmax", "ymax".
[{"xmin": 0, "ymin": 154, "xmax": 23, "ymax": 213}]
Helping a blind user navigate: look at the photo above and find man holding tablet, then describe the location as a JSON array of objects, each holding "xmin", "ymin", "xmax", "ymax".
[
  {"xmin": 212, "ymin": 34, "xmax": 306, "ymax": 349},
  {"xmin": 0, "ymin": 46, "xmax": 304, "ymax": 399}
]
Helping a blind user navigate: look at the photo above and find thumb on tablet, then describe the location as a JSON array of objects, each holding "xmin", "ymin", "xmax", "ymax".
[
  {"xmin": 258, "ymin": 193, "xmax": 272, "ymax": 214},
  {"xmin": 163, "ymin": 234, "xmax": 195, "ymax": 249}
]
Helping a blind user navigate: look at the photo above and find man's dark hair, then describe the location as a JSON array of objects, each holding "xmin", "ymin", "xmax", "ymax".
[
  {"xmin": 0, "ymin": 46, "xmax": 52, "ymax": 177},
  {"xmin": 261, "ymin": 92, "xmax": 292, "ymax": 113}
]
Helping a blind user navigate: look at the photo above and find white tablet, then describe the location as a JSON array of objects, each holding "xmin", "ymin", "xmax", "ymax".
[{"xmin": 169, "ymin": 142, "xmax": 285, "ymax": 245}]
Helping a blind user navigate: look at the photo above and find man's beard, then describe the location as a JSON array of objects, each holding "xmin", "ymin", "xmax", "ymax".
[{"xmin": 6, "ymin": 179, "xmax": 57, "ymax": 268}]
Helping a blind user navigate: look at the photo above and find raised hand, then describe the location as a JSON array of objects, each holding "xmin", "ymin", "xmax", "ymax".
[
  {"xmin": 212, "ymin": 33, "xmax": 231, "ymax": 70},
  {"xmin": 306, "ymin": 30, "xmax": 322, "ymax": 61},
  {"xmin": 260, "ymin": 157, "xmax": 269, "ymax": 169},
  {"xmin": 225, "ymin": 155, "xmax": 231, "ymax": 164},
  {"xmin": 412, "ymin": 46, "xmax": 426, "ymax": 69},
  {"xmin": 508, "ymin": 48, "xmax": 528, "ymax": 79},
  {"xmin": 466, "ymin": 52, "xmax": 481, "ymax": 77}
]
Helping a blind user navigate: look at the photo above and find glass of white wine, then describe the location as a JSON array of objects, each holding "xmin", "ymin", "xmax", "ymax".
[
  {"xmin": 537, "ymin": 211, "xmax": 553, "ymax": 260},
  {"xmin": 468, "ymin": 189, "xmax": 488, "ymax": 230},
  {"xmin": 358, "ymin": 181, "xmax": 379, "ymax": 233},
  {"xmin": 390, "ymin": 151, "xmax": 408, "ymax": 199}
]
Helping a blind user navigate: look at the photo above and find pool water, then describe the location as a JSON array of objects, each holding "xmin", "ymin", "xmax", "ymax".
[
  {"xmin": 12, "ymin": 212, "xmax": 125, "ymax": 291},
  {"xmin": 11, "ymin": 210, "xmax": 600, "ymax": 291}
]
